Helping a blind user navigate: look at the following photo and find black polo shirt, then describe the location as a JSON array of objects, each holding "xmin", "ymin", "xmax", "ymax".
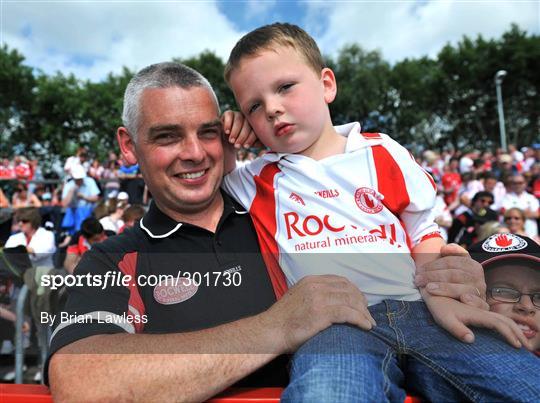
[{"xmin": 46, "ymin": 192, "xmax": 286, "ymax": 385}]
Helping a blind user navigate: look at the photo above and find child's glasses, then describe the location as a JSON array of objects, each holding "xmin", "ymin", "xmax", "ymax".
[{"xmin": 489, "ymin": 287, "xmax": 540, "ymax": 308}]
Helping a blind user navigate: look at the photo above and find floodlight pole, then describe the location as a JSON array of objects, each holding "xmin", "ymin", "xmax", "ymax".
[{"xmin": 494, "ymin": 70, "xmax": 508, "ymax": 151}]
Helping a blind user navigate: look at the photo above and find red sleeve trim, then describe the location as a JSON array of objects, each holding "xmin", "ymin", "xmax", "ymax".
[{"xmin": 419, "ymin": 232, "xmax": 443, "ymax": 243}]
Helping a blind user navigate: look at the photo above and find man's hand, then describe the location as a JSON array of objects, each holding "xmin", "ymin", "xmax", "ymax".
[
  {"xmin": 424, "ymin": 296, "xmax": 531, "ymax": 350},
  {"xmin": 221, "ymin": 110, "xmax": 259, "ymax": 149},
  {"xmin": 415, "ymin": 243, "xmax": 488, "ymax": 310},
  {"xmin": 261, "ymin": 275, "xmax": 376, "ymax": 353}
]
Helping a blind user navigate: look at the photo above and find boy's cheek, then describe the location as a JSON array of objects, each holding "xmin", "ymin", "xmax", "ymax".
[{"xmin": 487, "ymin": 300, "xmax": 510, "ymax": 316}]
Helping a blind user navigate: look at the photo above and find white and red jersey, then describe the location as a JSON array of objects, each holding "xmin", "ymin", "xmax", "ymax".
[{"xmin": 223, "ymin": 122, "xmax": 441, "ymax": 305}]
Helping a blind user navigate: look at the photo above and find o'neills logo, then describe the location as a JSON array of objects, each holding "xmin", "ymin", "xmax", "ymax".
[
  {"xmin": 482, "ymin": 233, "xmax": 527, "ymax": 252},
  {"xmin": 154, "ymin": 278, "xmax": 198, "ymax": 305},
  {"xmin": 354, "ymin": 187, "xmax": 383, "ymax": 214}
]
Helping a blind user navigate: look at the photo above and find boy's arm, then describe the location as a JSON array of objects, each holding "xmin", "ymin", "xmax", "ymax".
[
  {"xmin": 221, "ymin": 110, "xmax": 255, "ymax": 174},
  {"xmin": 411, "ymin": 236, "xmax": 445, "ymax": 269},
  {"xmin": 221, "ymin": 110, "xmax": 259, "ymax": 151}
]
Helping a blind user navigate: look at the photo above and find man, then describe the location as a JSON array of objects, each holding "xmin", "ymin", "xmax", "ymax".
[
  {"xmin": 501, "ymin": 174, "xmax": 539, "ymax": 238},
  {"xmin": 482, "ymin": 172, "xmax": 506, "ymax": 211},
  {"xmin": 448, "ymin": 191, "xmax": 498, "ymax": 247},
  {"xmin": 61, "ymin": 165, "xmax": 100, "ymax": 209},
  {"xmin": 48, "ymin": 63, "xmax": 505, "ymax": 401},
  {"xmin": 61, "ymin": 164, "xmax": 101, "ymax": 233}
]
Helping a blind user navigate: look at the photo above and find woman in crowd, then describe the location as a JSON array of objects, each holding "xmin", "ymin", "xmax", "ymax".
[
  {"xmin": 11, "ymin": 182, "xmax": 41, "ymax": 209},
  {"xmin": 99, "ymin": 197, "xmax": 128, "ymax": 234},
  {"xmin": 102, "ymin": 160, "xmax": 121, "ymax": 199},
  {"xmin": 4, "ymin": 207, "xmax": 56, "ymax": 268},
  {"xmin": 504, "ymin": 207, "xmax": 540, "ymax": 244}
]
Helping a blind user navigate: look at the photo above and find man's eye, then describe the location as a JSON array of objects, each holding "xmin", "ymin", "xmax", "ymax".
[
  {"xmin": 153, "ymin": 133, "xmax": 175, "ymax": 142},
  {"xmin": 200, "ymin": 130, "xmax": 219, "ymax": 139}
]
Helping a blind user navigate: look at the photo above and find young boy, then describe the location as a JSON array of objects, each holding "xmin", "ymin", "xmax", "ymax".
[
  {"xmin": 222, "ymin": 23, "xmax": 539, "ymax": 401},
  {"xmin": 470, "ymin": 233, "xmax": 540, "ymax": 355}
]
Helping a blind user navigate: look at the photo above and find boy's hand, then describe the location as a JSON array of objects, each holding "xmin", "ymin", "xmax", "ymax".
[
  {"xmin": 221, "ymin": 110, "xmax": 259, "ymax": 149},
  {"xmin": 424, "ymin": 295, "xmax": 531, "ymax": 350},
  {"xmin": 415, "ymin": 243, "xmax": 488, "ymax": 310}
]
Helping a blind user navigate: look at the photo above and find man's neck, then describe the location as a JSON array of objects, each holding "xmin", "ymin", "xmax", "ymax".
[{"xmin": 157, "ymin": 194, "xmax": 224, "ymax": 233}]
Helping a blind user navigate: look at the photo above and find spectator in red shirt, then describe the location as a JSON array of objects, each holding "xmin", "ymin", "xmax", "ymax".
[
  {"xmin": 13, "ymin": 156, "xmax": 32, "ymax": 180},
  {"xmin": 441, "ymin": 157, "xmax": 462, "ymax": 210},
  {"xmin": 64, "ymin": 217, "xmax": 107, "ymax": 273}
]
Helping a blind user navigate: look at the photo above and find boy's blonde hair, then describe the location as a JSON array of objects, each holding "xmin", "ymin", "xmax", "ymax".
[{"xmin": 224, "ymin": 22, "xmax": 325, "ymax": 83}]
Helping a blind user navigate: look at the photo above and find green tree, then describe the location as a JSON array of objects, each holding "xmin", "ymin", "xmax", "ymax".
[
  {"xmin": 80, "ymin": 68, "xmax": 134, "ymax": 161},
  {"xmin": 432, "ymin": 24, "xmax": 539, "ymax": 149},
  {"xmin": 175, "ymin": 51, "xmax": 236, "ymax": 111},
  {"xmin": 330, "ymin": 44, "xmax": 391, "ymax": 131},
  {"xmin": 0, "ymin": 45, "xmax": 36, "ymax": 156}
]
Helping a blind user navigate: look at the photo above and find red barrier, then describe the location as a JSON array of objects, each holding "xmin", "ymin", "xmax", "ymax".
[
  {"xmin": 0, "ymin": 384, "xmax": 421, "ymax": 402},
  {"xmin": 209, "ymin": 388, "xmax": 282, "ymax": 402},
  {"xmin": 0, "ymin": 384, "xmax": 53, "ymax": 403}
]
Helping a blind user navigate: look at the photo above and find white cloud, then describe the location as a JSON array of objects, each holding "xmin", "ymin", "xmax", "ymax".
[
  {"xmin": 305, "ymin": 1, "xmax": 540, "ymax": 62},
  {"xmin": 3, "ymin": 1, "xmax": 538, "ymax": 81},
  {"xmin": 245, "ymin": 0, "xmax": 277, "ymax": 19},
  {"xmin": 2, "ymin": 0, "xmax": 245, "ymax": 81}
]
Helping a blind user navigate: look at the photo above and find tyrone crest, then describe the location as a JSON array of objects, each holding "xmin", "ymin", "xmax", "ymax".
[
  {"xmin": 482, "ymin": 233, "xmax": 528, "ymax": 253},
  {"xmin": 354, "ymin": 187, "xmax": 384, "ymax": 214}
]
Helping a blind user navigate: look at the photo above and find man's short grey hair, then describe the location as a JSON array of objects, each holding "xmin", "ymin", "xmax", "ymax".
[{"xmin": 122, "ymin": 62, "xmax": 219, "ymax": 140}]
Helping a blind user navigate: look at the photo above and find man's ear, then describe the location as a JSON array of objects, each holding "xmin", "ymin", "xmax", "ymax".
[
  {"xmin": 117, "ymin": 127, "xmax": 138, "ymax": 166},
  {"xmin": 321, "ymin": 68, "xmax": 337, "ymax": 104}
]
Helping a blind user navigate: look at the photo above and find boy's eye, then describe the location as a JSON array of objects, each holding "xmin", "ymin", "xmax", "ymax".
[
  {"xmin": 279, "ymin": 83, "xmax": 294, "ymax": 92},
  {"xmin": 248, "ymin": 103, "xmax": 260, "ymax": 115}
]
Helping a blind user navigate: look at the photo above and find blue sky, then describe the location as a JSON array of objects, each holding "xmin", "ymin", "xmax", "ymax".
[{"xmin": 1, "ymin": 0, "xmax": 538, "ymax": 81}]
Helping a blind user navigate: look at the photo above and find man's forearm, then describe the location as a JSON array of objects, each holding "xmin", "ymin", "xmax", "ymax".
[{"xmin": 49, "ymin": 313, "xmax": 281, "ymax": 402}]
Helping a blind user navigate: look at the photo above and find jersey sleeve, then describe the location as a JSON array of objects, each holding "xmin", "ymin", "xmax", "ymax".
[
  {"xmin": 373, "ymin": 134, "xmax": 441, "ymax": 247},
  {"xmin": 222, "ymin": 157, "xmax": 275, "ymax": 210}
]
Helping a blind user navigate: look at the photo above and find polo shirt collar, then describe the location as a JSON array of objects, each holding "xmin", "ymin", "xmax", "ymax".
[
  {"xmin": 340, "ymin": 122, "xmax": 384, "ymax": 153},
  {"xmin": 140, "ymin": 190, "xmax": 247, "ymax": 239}
]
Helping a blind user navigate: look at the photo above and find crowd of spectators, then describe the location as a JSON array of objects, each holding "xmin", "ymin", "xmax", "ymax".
[
  {"xmin": 419, "ymin": 143, "xmax": 540, "ymax": 247},
  {"xmin": 0, "ymin": 141, "xmax": 539, "ymax": 381},
  {"xmin": 0, "ymin": 147, "xmax": 148, "ymax": 380}
]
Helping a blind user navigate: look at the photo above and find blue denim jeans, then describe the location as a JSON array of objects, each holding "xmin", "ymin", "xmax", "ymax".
[{"xmin": 282, "ymin": 300, "xmax": 540, "ymax": 403}]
